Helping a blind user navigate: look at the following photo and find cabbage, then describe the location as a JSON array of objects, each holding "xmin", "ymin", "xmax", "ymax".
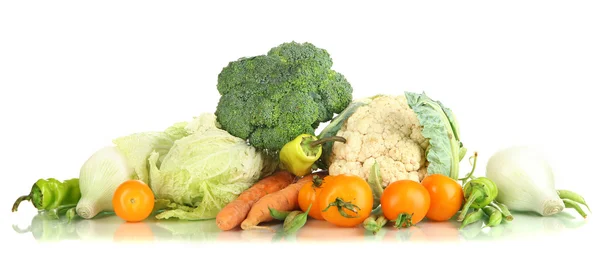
[
  {"xmin": 112, "ymin": 122, "xmax": 189, "ymax": 184},
  {"xmin": 148, "ymin": 114, "xmax": 277, "ymax": 220}
]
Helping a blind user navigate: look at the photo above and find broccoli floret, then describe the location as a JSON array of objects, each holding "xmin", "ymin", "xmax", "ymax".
[{"xmin": 215, "ymin": 41, "xmax": 353, "ymax": 152}]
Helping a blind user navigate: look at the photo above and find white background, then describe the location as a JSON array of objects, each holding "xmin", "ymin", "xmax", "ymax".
[{"xmin": 1, "ymin": 0, "xmax": 598, "ymax": 253}]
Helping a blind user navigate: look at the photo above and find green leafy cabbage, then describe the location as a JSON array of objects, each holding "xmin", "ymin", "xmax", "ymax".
[
  {"xmin": 111, "ymin": 113, "xmax": 221, "ymax": 184},
  {"xmin": 147, "ymin": 114, "xmax": 277, "ymax": 220},
  {"xmin": 112, "ymin": 122, "xmax": 188, "ymax": 184}
]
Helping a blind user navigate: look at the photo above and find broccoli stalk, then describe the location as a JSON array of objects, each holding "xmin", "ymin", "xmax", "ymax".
[{"xmin": 215, "ymin": 41, "xmax": 353, "ymax": 153}]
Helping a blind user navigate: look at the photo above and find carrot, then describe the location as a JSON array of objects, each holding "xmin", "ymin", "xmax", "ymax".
[
  {"xmin": 216, "ymin": 170, "xmax": 295, "ymax": 231},
  {"xmin": 240, "ymin": 172, "xmax": 325, "ymax": 231}
]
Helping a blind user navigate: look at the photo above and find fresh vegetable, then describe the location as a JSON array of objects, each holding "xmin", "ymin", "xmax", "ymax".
[
  {"xmin": 214, "ymin": 41, "xmax": 353, "ymax": 152},
  {"xmin": 112, "ymin": 180, "xmax": 155, "ymax": 222},
  {"xmin": 73, "ymin": 115, "xmax": 199, "ymax": 220},
  {"xmin": 282, "ymin": 204, "xmax": 312, "ymax": 235},
  {"xmin": 148, "ymin": 113, "xmax": 278, "ymax": 221},
  {"xmin": 279, "ymin": 134, "xmax": 346, "ymax": 177},
  {"xmin": 456, "ymin": 176, "xmax": 498, "ymax": 222},
  {"xmin": 380, "ymin": 179, "xmax": 431, "ymax": 228},
  {"xmin": 66, "ymin": 208, "xmax": 77, "ymax": 222},
  {"xmin": 241, "ymin": 173, "xmax": 317, "ymax": 230},
  {"xmin": 490, "ymin": 201, "xmax": 513, "ymax": 221},
  {"xmin": 557, "ymin": 190, "xmax": 591, "ymax": 213},
  {"xmin": 298, "ymin": 175, "xmax": 332, "ymax": 220},
  {"xmin": 563, "ymin": 199, "xmax": 587, "ymax": 219},
  {"xmin": 112, "ymin": 120, "xmax": 190, "ymax": 185},
  {"xmin": 12, "ymin": 178, "xmax": 81, "ymax": 217},
  {"xmin": 421, "ymin": 174, "xmax": 464, "ymax": 222},
  {"xmin": 362, "ymin": 208, "xmax": 388, "ymax": 235},
  {"xmin": 319, "ymin": 174, "xmax": 373, "ymax": 227},
  {"xmin": 216, "ymin": 171, "xmax": 295, "ymax": 230},
  {"xmin": 317, "ymin": 92, "xmax": 466, "ymax": 188},
  {"xmin": 482, "ymin": 206, "xmax": 502, "ymax": 227},
  {"xmin": 486, "ymin": 146, "xmax": 591, "ymax": 217},
  {"xmin": 75, "ymin": 146, "xmax": 136, "ymax": 219},
  {"xmin": 459, "ymin": 208, "xmax": 485, "ymax": 230}
]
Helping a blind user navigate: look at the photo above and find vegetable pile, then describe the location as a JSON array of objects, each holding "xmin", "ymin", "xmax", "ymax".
[{"xmin": 11, "ymin": 41, "xmax": 591, "ymax": 239}]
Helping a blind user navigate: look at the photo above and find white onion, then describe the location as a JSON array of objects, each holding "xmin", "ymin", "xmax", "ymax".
[
  {"xmin": 485, "ymin": 146, "xmax": 564, "ymax": 216},
  {"xmin": 75, "ymin": 146, "xmax": 135, "ymax": 219}
]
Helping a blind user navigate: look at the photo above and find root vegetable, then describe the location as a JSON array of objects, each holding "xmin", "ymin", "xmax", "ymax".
[
  {"xmin": 216, "ymin": 171, "xmax": 295, "ymax": 231},
  {"xmin": 240, "ymin": 173, "xmax": 318, "ymax": 231}
]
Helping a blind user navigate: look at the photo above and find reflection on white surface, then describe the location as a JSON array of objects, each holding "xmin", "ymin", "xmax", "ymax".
[{"xmin": 11, "ymin": 210, "xmax": 589, "ymax": 243}]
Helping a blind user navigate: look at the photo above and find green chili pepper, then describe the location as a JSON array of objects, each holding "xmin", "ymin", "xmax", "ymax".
[
  {"xmin": 457, "ymin": 177, "xmax": 498, "ymax": 221},
  {"xmin": 279, "ymin": 134, "xmax": 346, "ymax": 177},
  {"xmin": 557, "ymin": 189, "xmax": 591, "ymax": 213},
  {"xmin": 491, "ymin": 201, "xmax": 513, "ymax": 221},
  {"xmin": 482, "ymin": 206, "xmax": 503, "ymax": 227},
  {"xmin": 562, "ymin": 199, "xmax": 587, "ymax": 219},
  {"xmin": 66, "ymin": 208, "xmax": 77, "ymax": 223},
  {"xmin": 459, "ymin": 208, "xmax": 485, "ymax": 230},
  {"xmin": 12, "ymin": 178, "xmax": 81, "ymax": 216}
]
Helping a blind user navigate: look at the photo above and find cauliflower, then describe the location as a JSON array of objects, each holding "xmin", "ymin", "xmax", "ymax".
[{"xmin": 317, "ymin": 92, "xmax": 465, "ymax": 187}]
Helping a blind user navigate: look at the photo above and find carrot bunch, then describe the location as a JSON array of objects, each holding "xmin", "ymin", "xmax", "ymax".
[{"xmin": 216, "ymin": 171, "xmax": 323, "ymax": 231}]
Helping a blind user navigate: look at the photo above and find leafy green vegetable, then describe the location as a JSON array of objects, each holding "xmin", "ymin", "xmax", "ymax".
[
  {"xmin": 113, "ymin": 114, "xmax": 220, "ymax": 185},
  {"xmin": 148, "ymin": 114, "xmax": 278, "ymax": 220},
  {"xmin": 405, "ymin": 91, "xmax": 465, "ymax": 180}
]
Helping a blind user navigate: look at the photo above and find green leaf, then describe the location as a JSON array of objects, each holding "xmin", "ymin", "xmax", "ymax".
[
  {"xmin": 368, "ymin": 160, "xmax": 384, "ymax": 209},
  {"xmin": 269, "ymin": 207, "xmax": 291, "ymax": 221},
  {"xmin": 405, "ymin": 91, "xmax": 462, "ymax": 180}
]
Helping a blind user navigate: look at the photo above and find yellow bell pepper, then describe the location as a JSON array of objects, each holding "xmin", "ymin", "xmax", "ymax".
[{"xmin": 279, "ymin": 134, "xmax": 346, "ymax": 177}]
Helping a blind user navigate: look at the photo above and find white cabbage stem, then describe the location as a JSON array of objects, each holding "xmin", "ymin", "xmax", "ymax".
[{"xmin": 76, "ymin": 146, "xmax": 135, "ymax": 219}]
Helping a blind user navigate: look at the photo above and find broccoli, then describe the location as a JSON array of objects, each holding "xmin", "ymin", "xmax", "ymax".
[{"xmin": 215, "ymin": 41, "xmax": 353, "ymax": 152}]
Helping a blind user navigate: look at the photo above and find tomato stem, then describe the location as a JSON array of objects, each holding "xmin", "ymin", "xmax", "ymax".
[
  {"xmin": 322, "ymin": 197, "xmax": 361, "ymax": 218},
  {"xmin": 312, "ymin": 175, "xmax": 324, "ymax": 188}
]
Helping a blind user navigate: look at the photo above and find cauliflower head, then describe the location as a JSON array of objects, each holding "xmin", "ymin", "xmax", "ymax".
[
  {"xmin": 326, "ymin": 95, "xmax": 429, "ymax": 186},
  {"xmin": 318, "ymin": 92, "xmax": 465, "ymax": 187}
]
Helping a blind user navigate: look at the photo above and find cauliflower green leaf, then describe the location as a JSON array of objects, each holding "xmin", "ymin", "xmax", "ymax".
[{"xmin": 405, "ymin": 91, "xmax": 462, "ymax": 180}]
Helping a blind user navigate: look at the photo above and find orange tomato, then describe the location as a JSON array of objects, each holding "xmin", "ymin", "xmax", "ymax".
[
  {"xmin": 317, "ymin": 174, "xmax": 373, "ymax": 227},
  {"xmin": 380, "ymin": 180, "xmax": 430, "ymax": 227},
  {"xmin": 112, "ymin": 180, "xmax": 155, "ymax": 222},
  {"xmin": 421, "ymin": 174, "xmax": 464, "ymax": 222},
  {"xmin": 298, "ymin": 175, "xmax": 333, "ymax": 220}
]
